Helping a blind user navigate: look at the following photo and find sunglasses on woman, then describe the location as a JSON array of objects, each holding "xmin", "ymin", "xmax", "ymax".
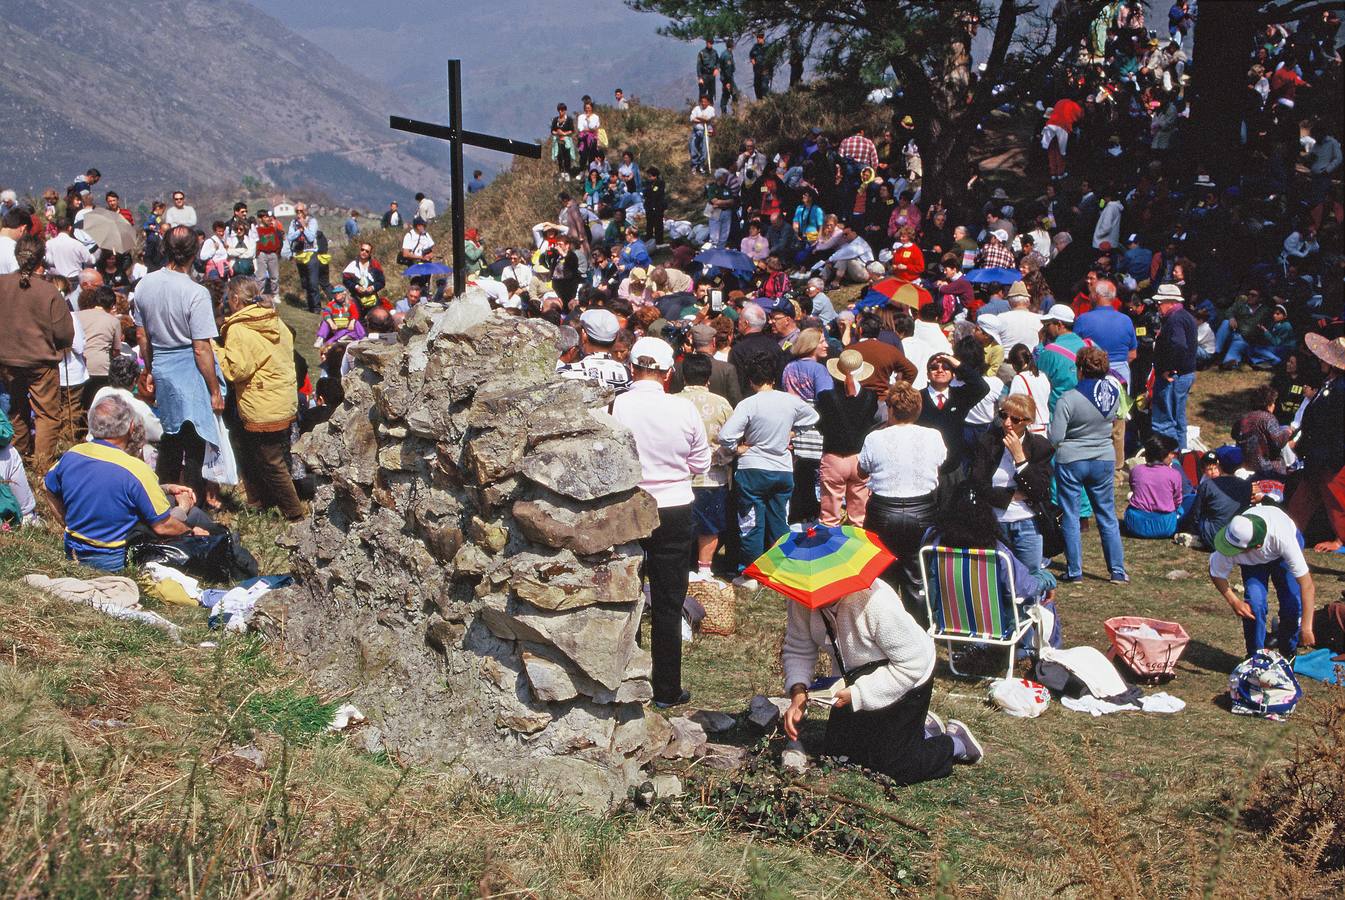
[{"xmin": 999, "ymin": 410, "xmax": 1029, "ymax": 425}]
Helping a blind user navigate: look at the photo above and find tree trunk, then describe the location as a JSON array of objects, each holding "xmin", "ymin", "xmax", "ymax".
[
  {"xmin": 1186, "ymin": 0, "xmax": 1260, "ymax": 184},
  {"xmin": 787, "ymin": 27, "xmax": 806, "ymax": 87}
]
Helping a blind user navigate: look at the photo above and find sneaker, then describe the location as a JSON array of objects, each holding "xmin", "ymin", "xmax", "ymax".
[
  {"xmin": 924, "ymin": 711, "xmax": 946, "ymax": 739},
  {"xmin": 732, "ymin": 575, "xmax": 759, "ymax": 591},
  {"xmin": 1110, "ymin": 575, "xmax": 1130, "ymax": 585},
  {"xmin": 946, "ymin": 720, "xmax": 984, "ymax": 765},
  {"xmin": 1172, "ymin": 532, "xmax": 1197, "ymax": 548},
  {"xmin": 654, "ymin": 690, "xmax": 691, "ymax": 709}
]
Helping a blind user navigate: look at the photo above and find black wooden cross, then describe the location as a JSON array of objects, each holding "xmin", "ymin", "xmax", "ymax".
[{"xmin": 391, "ymin": 60, "xmax": 542, "ymax": 297}]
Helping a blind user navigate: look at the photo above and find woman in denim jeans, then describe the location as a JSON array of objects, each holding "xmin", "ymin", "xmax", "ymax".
[
  {"xmin": 1048, "ymin": 346, "xmax": 1129, "ymax": 584},
  {"xmin": 968, "ymin": 393, "xmax": 1057, "ymax": 596}
]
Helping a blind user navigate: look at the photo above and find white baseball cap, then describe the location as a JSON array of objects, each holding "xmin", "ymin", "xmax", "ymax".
[
  {"xmin": 990, "ymin": 228, "xmax": 1009, "ymax": 242},
  {"xmin": 579, "ymin": 308, "xmax": 620, "ymax": 343},
  {"xmin": 1041, "ymin": 303, "xmax": 1076, "ymax": 324},
  {"xmin": 629, "ymin": 336, "xmax": 675, "ymax": 371}
]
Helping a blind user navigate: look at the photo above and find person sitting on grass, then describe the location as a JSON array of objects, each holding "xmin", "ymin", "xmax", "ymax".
[
  {"xmin": 781, "ymin": 570, "xmax": 982, "ymax": 787},
  {"xmin": 1123, "ymin": 434, "xmax": 1184, "ymax": 538},
  {"xmin": 43, "ymin": 395, "xmax": 208, "ymax": 571},
  {"xmin": 1179, "ymin": 451, "xmax": 1252, "ymax": 551}
]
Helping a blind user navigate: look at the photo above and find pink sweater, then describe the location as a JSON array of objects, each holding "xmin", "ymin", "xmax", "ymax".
[{"xmin": 1128, "ymin": 463, "xmax": 1183, "ymax": 513}]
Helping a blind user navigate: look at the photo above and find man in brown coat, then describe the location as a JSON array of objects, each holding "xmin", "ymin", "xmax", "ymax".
[
  {"xmin": 0, "ymin": 235, "xmax": 76, "ymax": 461},
  {"xmin": 851, "ymin": 313, "xmax": 916, "ymax": 393}
]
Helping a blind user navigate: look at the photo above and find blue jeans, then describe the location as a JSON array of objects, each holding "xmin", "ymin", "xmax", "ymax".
[
  {"xmin": 1151, "ymin": 371, "xmax": 1193, "ymax": 449},
  {"xmin": 708, "ymin": 209, "xmax": 731, "ymax": 247},
  {"xmin": 1249, "ymin": 344, "xmax": 1289, "ymax": 368},
  {"xmin": 1240, "ymin": 552, "xmax": 1303, "ymax": 657},
  {"xmin": 1213, "ymin": 320, "xmax": 1236, "ymax": 357},
  {"xmin": 1000, "ymin": 517, "xmax": 1055, "ymax": 593},
  {"xmin": 1221, "ymin": 332, "xmax": 1252, "ymax": 366},
  {"xmin": 1056, "ymin": 458, "xmax": 1126, "ymax": 581},
  {"xmin": 736, "ymin": 468, "xmax": 793, "ymax": 570},
  {"xmin": 689, "ymin": 127, "xmax": 707, "ymax": 170}
]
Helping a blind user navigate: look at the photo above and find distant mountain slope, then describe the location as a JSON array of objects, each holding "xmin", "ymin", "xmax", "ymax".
[{"xmin": 0, "ymin": 0, "xmax": 450, "ymax": 208}]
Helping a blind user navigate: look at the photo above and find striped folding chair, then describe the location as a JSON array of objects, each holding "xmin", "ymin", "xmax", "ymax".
[{"xmin": 919, "ymin": 545, "xmax": 1033, "ymax": 680}]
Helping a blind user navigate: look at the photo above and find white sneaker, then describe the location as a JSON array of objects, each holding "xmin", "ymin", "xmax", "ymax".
[
  {"xmin": 946, "ymin": 720, "xmax": 984, "ymax": 765},
  {"xmin": 924, "ymin": 711, "xmax": 945, "ymax": 739},
  {"xmin": 732, "ymin": 576, "xmax": 759, "ymax": 591}
]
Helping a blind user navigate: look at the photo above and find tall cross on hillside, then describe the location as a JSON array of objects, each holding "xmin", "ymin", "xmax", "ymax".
[{"xmin": 391, "ymin": 60, "xmax": 542, "ymax": 298}]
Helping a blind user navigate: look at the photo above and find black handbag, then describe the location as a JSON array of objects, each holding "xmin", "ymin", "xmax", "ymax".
[
  {"xmin": 130, "ymin": 527, "xmax": 258, "ymax": 583},
  {"xmin": 1034, "ymin": 500, "xmax": 1066, "ymax": 559}
]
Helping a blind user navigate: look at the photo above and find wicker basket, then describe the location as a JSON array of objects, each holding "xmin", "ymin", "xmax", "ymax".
[{"xmin": 687, "ymin": 578, "xmax": 737, "ymax": 636}]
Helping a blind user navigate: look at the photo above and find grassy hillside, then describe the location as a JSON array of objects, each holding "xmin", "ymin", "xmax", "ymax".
[
  {"xmin": 3, "ymin": 364, "xmax": 1341, "ymax": 896},
  {"xmin": 4, "ymin": 87, "xmax": 1342, "ymax": 895},
  {"xmin": 320, "ymin": 84, "xmax": 888, "ymax": 308}
]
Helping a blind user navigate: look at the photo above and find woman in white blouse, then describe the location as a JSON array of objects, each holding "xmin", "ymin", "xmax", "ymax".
[
  {"xmin": 1005, "ymin": 343, "xmax": 1051, "ymax": 435},
  {"xmin": 857, "ymin": 381, "xmax": 946, "ymax": 607},
  {"xmin": 576, "ymin": 101, "xmax": 601, "ymax": 172}
]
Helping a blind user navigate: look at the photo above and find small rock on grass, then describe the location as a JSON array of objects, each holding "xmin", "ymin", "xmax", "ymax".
[
  {"xmin": 228, "ymin": 744, "xmax": 267, "ymax": 770},
  {"xmin": 781, "ymin": 739, "xmax": 808, "ymax": 774},
  {"xmin": 1165, "ymin": 569, "xmax": 1192, "ymax": 580},
  {"xmin": 651, "ymin": 773, "xmax": 684, "ymax": 798},
  {"xmin": 689, "ymin": 709, "xmax": 737, "ymax": 733},
  {"xmin": 747, "ymin": 694, "xmax": 791, "ymax": 729},
  {"xmin": 701, "ymin": 743, "xmax": 749, "ymax": 771}
]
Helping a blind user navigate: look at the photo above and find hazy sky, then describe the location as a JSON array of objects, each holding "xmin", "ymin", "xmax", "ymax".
[{"xmin": 246, "ymin": 0, "xmax": 694, "ymax": 168}]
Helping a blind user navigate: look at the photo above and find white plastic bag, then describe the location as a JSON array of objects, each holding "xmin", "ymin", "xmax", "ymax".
[
  {"xmin": 989, "ymin": 678, "xmax": 1052, "ymax": 718},
  {"xmin": 201, "ymin": 414, "xmax": 239, "ymax": 485}
]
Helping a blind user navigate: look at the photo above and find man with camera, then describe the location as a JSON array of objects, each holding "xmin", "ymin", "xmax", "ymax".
[{"xmin": 282, "ymin": 204, "xmax": 322, "ymax": 312}]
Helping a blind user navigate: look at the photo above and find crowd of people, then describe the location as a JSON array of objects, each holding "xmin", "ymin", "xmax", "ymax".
[{"xmin": 1, "ymin": 2, "xmax": 1342, "ymax": 788}]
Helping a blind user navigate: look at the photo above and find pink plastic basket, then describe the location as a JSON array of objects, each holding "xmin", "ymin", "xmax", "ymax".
[{"xmin": 1105, "ymin": 616, "xmax": 1190, "ymax": 681}]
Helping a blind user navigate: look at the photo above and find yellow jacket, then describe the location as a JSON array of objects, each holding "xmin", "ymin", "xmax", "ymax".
[{"xmin": 215, "ymin": 304, "xmax": 297, "ymax": 431}]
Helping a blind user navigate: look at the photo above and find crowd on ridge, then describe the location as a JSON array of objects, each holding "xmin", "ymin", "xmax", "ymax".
[{"xmin": 1, "ymin": 2, "xmax": 1343, "ymax": 788}]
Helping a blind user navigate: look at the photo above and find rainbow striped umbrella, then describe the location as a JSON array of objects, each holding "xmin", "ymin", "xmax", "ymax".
[{"xmin": 744, "ymin": 524, "xmax": 895, "ymax": 609}]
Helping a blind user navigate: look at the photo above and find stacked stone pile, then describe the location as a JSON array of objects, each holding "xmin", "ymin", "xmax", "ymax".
[{"xmin": 258, "ymin": 299, "xmax": 676, "ymax": 808}]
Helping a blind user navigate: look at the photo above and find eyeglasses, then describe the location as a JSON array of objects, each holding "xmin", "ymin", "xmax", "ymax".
[
  {"xmin": 928, "ymin": 362, "xmax": 952, "ymax": 371},
  {"xmin": 999, "ymin": 411, "xmax": 1030, "ymax": 425}
]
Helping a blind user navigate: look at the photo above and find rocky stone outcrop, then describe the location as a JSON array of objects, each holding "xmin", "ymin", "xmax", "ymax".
[{"xmin": 258, "ymin": 303, "xmax": 669, "ymax": 809}]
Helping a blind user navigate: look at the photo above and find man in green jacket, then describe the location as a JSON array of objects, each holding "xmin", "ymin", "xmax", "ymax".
[
  {"xmin": 696, "ymin": 38, "xmax": 719, "ymax": 106},
  {"xmin": 1216, "ymin": 290, "xmax": 1271, "ymax": 369},
  {"xmin": 1035, "ymin": 304, "xmax": 1089, "ymax": 414},
  {"xmin": 719, "ymin": 39, "xmax": 738, "ymax": 115}
]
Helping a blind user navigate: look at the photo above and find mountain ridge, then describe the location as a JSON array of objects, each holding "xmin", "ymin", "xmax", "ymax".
[{"xmin": 0, "ymin": 0, "xmax": 450, "ymax": 208}]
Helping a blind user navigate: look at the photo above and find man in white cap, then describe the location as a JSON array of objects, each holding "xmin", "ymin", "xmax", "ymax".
[
  {"xmin": 1209, "ymin": 504, "xmax": 1315, "ymax": 659},
  {"xmin": 1150, "ymin": 282, "xmax": 1198, "ymax": 450},
  {"xmin": 978, "ymin": 228, "xmax": 1015, "ymax": 269},
  {"xmin": 610, "ymin": 336, "xmax": 711, "ymax": 708},
  {"xmin": 1035, "ymin": 303, "xmax": 1088, "ymax": 413},
  {"xmin": 558, "ymin": 308, "xmax": 630, "ymax": 392}
]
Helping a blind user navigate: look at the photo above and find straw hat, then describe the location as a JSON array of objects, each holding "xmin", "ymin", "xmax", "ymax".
[
  {"xmin": 826, "ymin": 348, "xmax": 874, "ymax": 383},
  {"xmin": 1305, "ymin": 333, "xmax": 1345, "ymax": 372},
  {"xmin": 1006, "ymin": 281, "xmax": 1031, "ymax": 301}
]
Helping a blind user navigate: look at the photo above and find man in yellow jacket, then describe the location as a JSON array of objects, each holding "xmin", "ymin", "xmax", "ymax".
[{"xmin": 214, "ymin": 280, "xmax": 305, "ymax": 520}]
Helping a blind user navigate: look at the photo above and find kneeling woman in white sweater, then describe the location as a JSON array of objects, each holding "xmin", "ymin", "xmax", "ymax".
[{"xmin": 781, "ymin": 577, "xmax": 983, "ymax": 784}]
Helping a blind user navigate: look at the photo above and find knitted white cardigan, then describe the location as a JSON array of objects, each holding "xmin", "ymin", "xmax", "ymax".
[{"xmin": 781, "ymin": 579, "xmax": 935, "ymax": 712}]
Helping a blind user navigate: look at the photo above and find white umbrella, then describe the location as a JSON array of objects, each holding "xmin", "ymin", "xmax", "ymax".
[{"xmin": 80, "ymin": 208, "xmax": 137, "ymax": 254}]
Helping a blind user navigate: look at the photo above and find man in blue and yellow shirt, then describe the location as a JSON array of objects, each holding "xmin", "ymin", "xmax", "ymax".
[{"xmin": 44, "ymin": 395, "xmax": 203, "ymax": 571}]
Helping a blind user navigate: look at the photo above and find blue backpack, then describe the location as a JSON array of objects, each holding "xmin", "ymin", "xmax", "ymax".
[{"xmin": 1229, "ymin": 650, "xmax": 1302, "ymax": 721}]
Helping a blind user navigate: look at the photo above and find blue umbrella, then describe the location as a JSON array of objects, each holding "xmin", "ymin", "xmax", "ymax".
[
  {"xmin": 965, "ymin": 267, "xmax": 1021, "ymax": 284},
  {"xmin": 404, "ymin": 262, "xmax": 453, "ymax": 277},
  {"xmin": 694, "ymin": 248, "xmax": 756, "ymax": 275},
  {"xmin": 853, "ymin": 289, "xmax": 889, "ymax": 311}
]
